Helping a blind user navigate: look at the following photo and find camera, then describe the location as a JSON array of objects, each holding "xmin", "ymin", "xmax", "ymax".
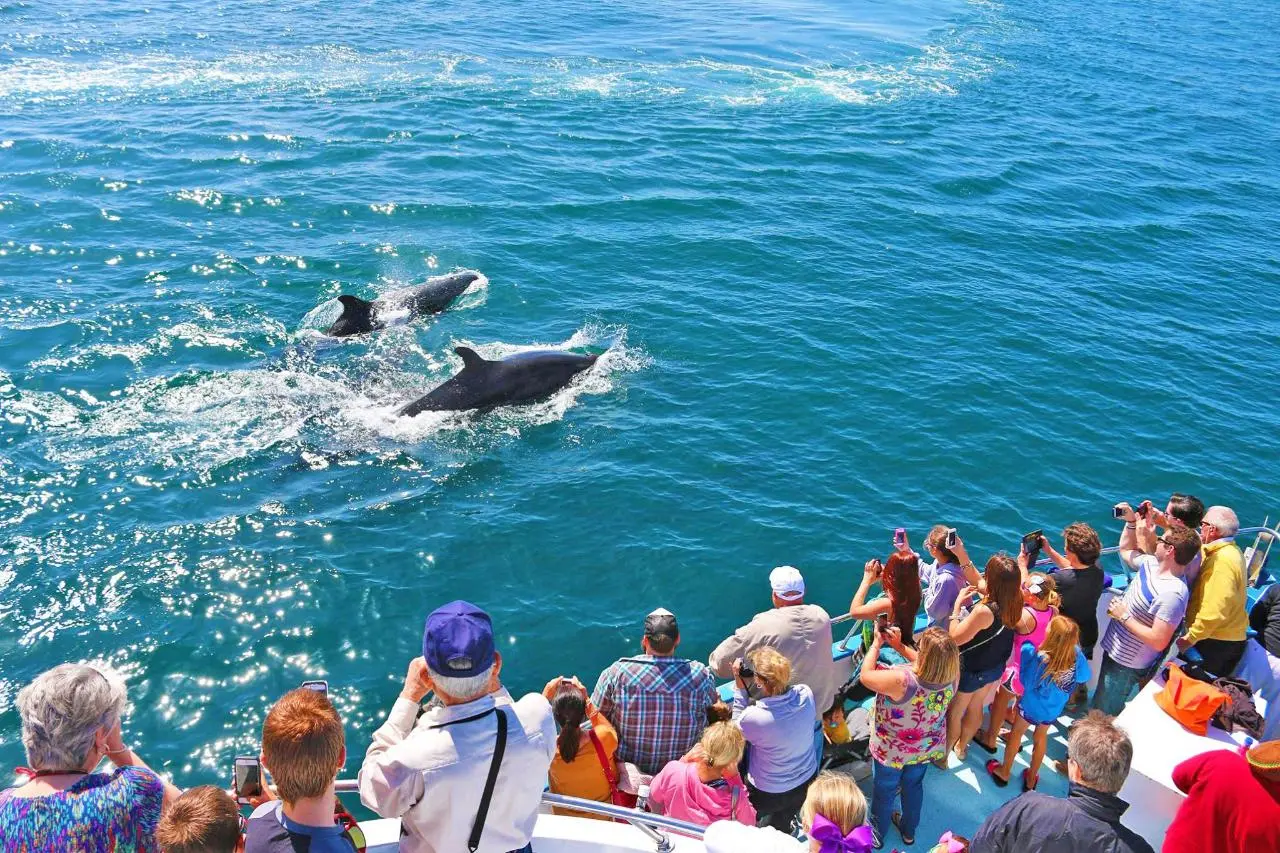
[{"xmin": 737, "ymin": 657, "xmax": 755, "ymax": 680}]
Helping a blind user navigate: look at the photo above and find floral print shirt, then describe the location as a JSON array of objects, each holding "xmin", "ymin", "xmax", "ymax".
[
  {"xmin": 871, "ymin": 665, "xmax": 956, "ymax": 769},
  {"xmin": 0, "ymin": 766, "xmax": 164, "ymax": 853}
]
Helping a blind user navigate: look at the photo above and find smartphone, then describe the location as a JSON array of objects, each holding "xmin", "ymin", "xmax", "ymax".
[
  {"xmin": 301, "ymin": 679, "xmax": 328, "ymax": 695},
  {"xmin": 234, "ymin": 756, "xmax": 262, "ymax": 805},
  {"xmin": 945, "ymin": 527, "xmax": 957, "ymax": 549},
  {"xmin": 1022, "ymin": 530, "xmax": 1044, "ymax": 554},
  {"xmin": 893, "ymin": 527, "xmax": 906, "ymax": 549},
  {"xmin": 1113, "ymin": 505, "xmax": 1126, "ymax": 519},
  {"xmin": 875, "ymin": 613, "xmax": 890, "ymax": 635}
]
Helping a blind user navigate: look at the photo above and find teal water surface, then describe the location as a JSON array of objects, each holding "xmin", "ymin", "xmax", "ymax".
[{"xmin": 1, "ymin": 0, "xmax": 1278, "ymax": 796}]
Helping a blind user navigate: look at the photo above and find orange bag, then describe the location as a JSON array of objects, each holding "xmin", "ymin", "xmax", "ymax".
[{"xmin": 1155, "ymin": 664, "xmax": 1229, "ymax": 735}]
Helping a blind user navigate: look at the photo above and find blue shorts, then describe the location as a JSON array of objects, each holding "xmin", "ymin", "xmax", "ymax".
[{"xmin": 958, "ymin": 665, "xmax": 1004, "ymax": 694}]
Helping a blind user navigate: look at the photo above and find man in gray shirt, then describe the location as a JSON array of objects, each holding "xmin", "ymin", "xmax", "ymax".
[{"xmin": 709, "ymin": 566, "xmax": 841, "ymax": 715}]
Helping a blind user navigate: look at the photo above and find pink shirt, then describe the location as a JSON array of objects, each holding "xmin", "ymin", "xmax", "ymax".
[{"xmin": 648, "ymin": 759, "xmax": 756, "ymax": 828}]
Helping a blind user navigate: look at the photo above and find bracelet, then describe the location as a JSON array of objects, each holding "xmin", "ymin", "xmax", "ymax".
[
  {"xmin": 1125, "ymin": 523, "xmax": 1136, "ymax": 530},
  {"xmin": 105, "ymin": 746, "xmax": 131, "ymax": 757}
]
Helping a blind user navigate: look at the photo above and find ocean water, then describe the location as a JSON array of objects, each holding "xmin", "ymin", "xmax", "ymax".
[{"xmin": 1, "ymin": 0, "xmax": 1278, "ymax": 795}]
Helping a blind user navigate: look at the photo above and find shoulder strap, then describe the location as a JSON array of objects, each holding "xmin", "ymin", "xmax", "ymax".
[
  {"xmin": 468, "ymin": 708, "xmax": 507, "ymax": 853},
  {"xmin": 730, "ymin": 784, "xmax": 740, "ymax": 820},
  {"xmin": 587, "ymin": 728, "xmax": 617, "ymax": 789}
]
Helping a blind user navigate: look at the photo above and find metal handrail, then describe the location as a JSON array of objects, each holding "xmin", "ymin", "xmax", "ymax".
[
  {"xmin": 828, "ymin": 523, "xmax": 1279, "ymax": 628},
  {"xmin": 331, "ymin": 781, "xmax": 706, "ymax": 846}
]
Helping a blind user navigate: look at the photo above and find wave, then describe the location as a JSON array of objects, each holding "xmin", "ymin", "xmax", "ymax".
[
  {"xmin": 0, "ymin": 39, "xmax": 995, "ymax": 108},
  {"xmin": 34, "ymin": 322, "xmax": 642, "ymax": 473}
]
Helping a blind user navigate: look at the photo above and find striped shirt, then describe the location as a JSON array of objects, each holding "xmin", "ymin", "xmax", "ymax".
[
  {"xmin": 591, "ymin": 655, "xmax": 719, "ymax": 775},
  {"xmin": 1101, "ymin": 554, "xmax": 1188, "ymax": 670}
]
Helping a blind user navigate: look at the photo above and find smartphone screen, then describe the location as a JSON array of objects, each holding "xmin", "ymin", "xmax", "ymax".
[
  {"xmin": 893, "ymin": 527, "xmax": 906, "ymax": 548},
  {"xmin": 1113, "ymin": 505, "xmax": 1125, "ymax": 519},
  {"xmin": 234, "ymin": 757, "xmax": 262, "ymax": 802},
  {"xmin": 301, "ymin": 680, "xmax": 328, "ymax": 695},
  {"xmin": 945, "ymin": 527, "xmax": 957, "ymax": 548},
  {"xmin": 1022, "ymin": 530, "xmax": 1043, "ymax": 554}
]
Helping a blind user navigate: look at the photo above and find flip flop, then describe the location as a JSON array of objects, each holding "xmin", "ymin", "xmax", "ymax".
[
  {"xmin": 973, "ymin": 731, "xmax": 997, "ymax": 754},
  {"xmin": 1022, "ymin": 770, "xmax": 1038, "ymax": 792},
  {"xmin": 985, "ymin": 759, "xmax": 1010, "ymax": 787},
  {"xmin": 891, "ymin": 812, "xmax": 915, "ymax": 846}
]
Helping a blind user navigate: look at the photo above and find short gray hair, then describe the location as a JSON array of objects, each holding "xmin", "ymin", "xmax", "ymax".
[
  {"xmin": 17, "ymin": 663, "xmax": 128, "ymax": 772},
  {"xmin": 1068, "ymin": 711, "xmax": 1133, "ymax": 794},
  {"xmin": 1204, "ymin": 505, "xmax": 1240, "ymax": 538},
  {"xmin": 427, "ymin": 663, "xmax": 497, "ymax": 703}
]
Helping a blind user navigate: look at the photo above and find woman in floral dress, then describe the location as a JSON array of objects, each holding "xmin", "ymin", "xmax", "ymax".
[{"xmin": 859, "ymin": 626, "xmax": 960, "ymax": 849}]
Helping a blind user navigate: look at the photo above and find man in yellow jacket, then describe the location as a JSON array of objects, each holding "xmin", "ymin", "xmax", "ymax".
[{"xmin": 1177, "ymin": 505, "xmax": 1249, "ymax": 675}]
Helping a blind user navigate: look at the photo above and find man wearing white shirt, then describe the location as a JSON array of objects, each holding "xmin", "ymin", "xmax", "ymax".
[{"xmin": 359, "ymin": 600, "xmax": 555, "ymax": 853}]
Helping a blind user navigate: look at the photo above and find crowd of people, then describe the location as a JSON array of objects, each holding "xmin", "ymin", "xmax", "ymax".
[{"xmin": 3, "ymin": 494, "xmax": 1280, "ymax": 853}]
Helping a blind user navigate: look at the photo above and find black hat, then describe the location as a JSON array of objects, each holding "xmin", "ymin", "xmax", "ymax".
[{"xmin": 643, "ymin": 607, "xmax": 678, "ymax": 641}]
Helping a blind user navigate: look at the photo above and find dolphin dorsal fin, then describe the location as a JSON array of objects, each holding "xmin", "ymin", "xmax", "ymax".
[
  {"xmin": 337, "ymin": 294, "xmax": 373, "ymax": 314},
  {"xmin": 455, "ymin": 346, "xmax": 488, "ymax": 370}
]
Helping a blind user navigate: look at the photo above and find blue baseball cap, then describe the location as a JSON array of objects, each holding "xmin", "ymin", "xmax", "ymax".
[{"xmin": 423, "ymin": 600, "xmax": 495, "ymax": 678}]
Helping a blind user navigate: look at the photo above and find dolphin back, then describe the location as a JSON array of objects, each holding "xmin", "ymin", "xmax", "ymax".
[
  {"xmin": 399, "ymin": 271, "xmax": 481, "ymax": 317},
  {"xmin": 399, "ymin": 347, "xmax": 599, "ymax": 416}
]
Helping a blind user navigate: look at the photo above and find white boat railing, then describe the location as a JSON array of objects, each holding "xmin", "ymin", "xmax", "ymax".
[{"xmin": 333, "ymin": 780, "xmax": 706, "ymax": 852}]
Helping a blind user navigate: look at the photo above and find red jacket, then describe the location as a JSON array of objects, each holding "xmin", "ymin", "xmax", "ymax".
[{"xmin": 1163, "ymin": 750, "xmax": 1280, "ymax": 853}]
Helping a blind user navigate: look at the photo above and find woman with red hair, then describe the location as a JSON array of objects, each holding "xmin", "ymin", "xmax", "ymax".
[{"xmin": 850, "ymin": 546, "xmax": 924, "ymax": 648}]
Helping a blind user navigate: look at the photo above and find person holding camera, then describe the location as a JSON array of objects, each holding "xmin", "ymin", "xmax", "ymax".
[
  {"xmin": 848, "ymin": 548, "xmax": 923, "ymax": 649},
  {"xmin": 244, "ymin": 688, "xmax": 358, "ymax": 853},
  {"xmin": 859, "ymin": 625, "xmax": 960, "ymax": 848},
  {"xmin": 946, "ymin": 554, "xmax": 1023, "ymax": 761},
  {"xmin": 1090, "ymin": 508, "xmax": 1197, "ymax": 715},
  {"xmin": 731, "ymin": 647, "xmax": 819, "ymax": 832},
  {"xmin": 0, "ymin": 663, "xmax": 181, "ymax": 852},
  {"xmin": 358, "ymin": 600, "xmax": 556, "ymax": 853}
]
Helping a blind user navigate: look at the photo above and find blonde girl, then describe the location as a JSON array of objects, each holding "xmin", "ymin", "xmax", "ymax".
[
  {"xmin": 987, "ymin": 615, "xmax": 1090, "ymax": 791},
  {"xmin": 975, "ymin": 572, "xmax": 1060, "ymax": 755}
]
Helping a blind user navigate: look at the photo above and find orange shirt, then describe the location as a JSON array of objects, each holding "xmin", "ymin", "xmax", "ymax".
[{"xmin": 547, "ymin": 702, "xmax": 618, "ymax": 819}]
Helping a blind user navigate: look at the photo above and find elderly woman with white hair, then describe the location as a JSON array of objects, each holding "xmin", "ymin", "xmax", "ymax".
[
  {"xmin": 1177, "ymin": 504, "xmax": 1250, "ymax": 676},
  {"xmin": 0, "ymin": 663, "xmax": 180, "ymax": 849}
]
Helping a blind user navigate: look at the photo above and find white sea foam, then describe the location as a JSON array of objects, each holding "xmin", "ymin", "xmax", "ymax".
[{"xmin": 0, "ymin": 38, "xmax": 994, "ymax": 108}]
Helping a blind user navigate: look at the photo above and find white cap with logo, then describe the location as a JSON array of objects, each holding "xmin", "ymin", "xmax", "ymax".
[{"xmin": 769, "ymin": 565, "xmax": 805, "ymax": 601}]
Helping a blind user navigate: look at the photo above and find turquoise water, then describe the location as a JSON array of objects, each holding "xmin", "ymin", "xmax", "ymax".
[{"xmin": 1, "ymin": 0, "xmax": 1278, "ymax": 797}]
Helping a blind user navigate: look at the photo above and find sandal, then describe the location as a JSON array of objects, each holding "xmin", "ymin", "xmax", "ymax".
[
  {"xmin": 985, "ymin": 759, "xmax": 1010, "ymax": 787},
  {"xmin": 972, "ymin": 730, "xmax": 997, "ymax": 755},
  {"xmin": 1022, "ymin": 770, "xmax": 1038, "ymax": 792},
  {"xmin": 891, "ymin": 812, "xmax": 915, "ymax": 846}
]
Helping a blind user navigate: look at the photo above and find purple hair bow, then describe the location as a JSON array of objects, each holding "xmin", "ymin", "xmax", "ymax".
[
  {"xmin": 938, "ymin": 831, "xmax": 967, "ymax": 852},
  {"xmin": 810, "ymin": 816, "xmax": 876, "ymax": 853}
]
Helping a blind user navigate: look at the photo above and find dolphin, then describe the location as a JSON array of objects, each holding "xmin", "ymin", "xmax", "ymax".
[
  {"xmin": 323, "ymin": 270, "xmax": 482, "ymax": 337},
  {"xmin": 400, "ymin": 346, "xmax": 600, "ymax": 416}
]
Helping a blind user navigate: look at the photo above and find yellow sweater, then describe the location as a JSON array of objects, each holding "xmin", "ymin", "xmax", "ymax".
[{"xmin": 1183, "ymin": 539, "xmax": 1248, "ymax": 645}]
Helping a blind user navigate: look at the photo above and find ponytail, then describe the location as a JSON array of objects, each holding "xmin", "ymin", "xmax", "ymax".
[{"xmin": 552, "ymin": 682, "xmax": 587, "ymax": 762}]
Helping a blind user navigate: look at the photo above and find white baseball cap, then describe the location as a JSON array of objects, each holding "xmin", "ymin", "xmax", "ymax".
[{"xmin": 769, "ymin": 566, "xmax": 805, "ymax": 601}]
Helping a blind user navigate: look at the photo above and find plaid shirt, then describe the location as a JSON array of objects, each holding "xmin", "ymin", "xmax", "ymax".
[{"xmin": 591, "ymin": 655, "xmax": 719, "ymax": 775}]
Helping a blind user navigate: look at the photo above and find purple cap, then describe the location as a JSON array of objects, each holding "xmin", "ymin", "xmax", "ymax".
[{"xmin": 423, "ymin": 600, "xmax": 495, "ymax": 678}]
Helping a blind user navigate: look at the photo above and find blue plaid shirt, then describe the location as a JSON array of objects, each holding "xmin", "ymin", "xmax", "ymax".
[{"xmin": 591, "ymin": 655, "xmax": 719, "ymax": 775}]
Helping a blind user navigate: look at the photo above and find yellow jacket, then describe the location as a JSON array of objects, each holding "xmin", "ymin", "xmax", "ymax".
[{"xmin": 1183, "ymin": 539, "xmax": 1248, "ymax": 645}]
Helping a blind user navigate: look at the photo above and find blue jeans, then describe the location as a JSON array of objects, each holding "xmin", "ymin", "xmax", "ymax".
[
  {"xmin": 1091, "ymin": 652, "xmax": 1158, "ymax": 716},
  {"xmin": 871, "ymin": 760, "xmax": 928, "ymax": 839}
]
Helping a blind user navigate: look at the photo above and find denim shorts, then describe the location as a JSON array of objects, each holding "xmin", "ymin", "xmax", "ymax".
[{"xmin": 958, "ymin": 665, "xmax": 1004, "ymax": 693}]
